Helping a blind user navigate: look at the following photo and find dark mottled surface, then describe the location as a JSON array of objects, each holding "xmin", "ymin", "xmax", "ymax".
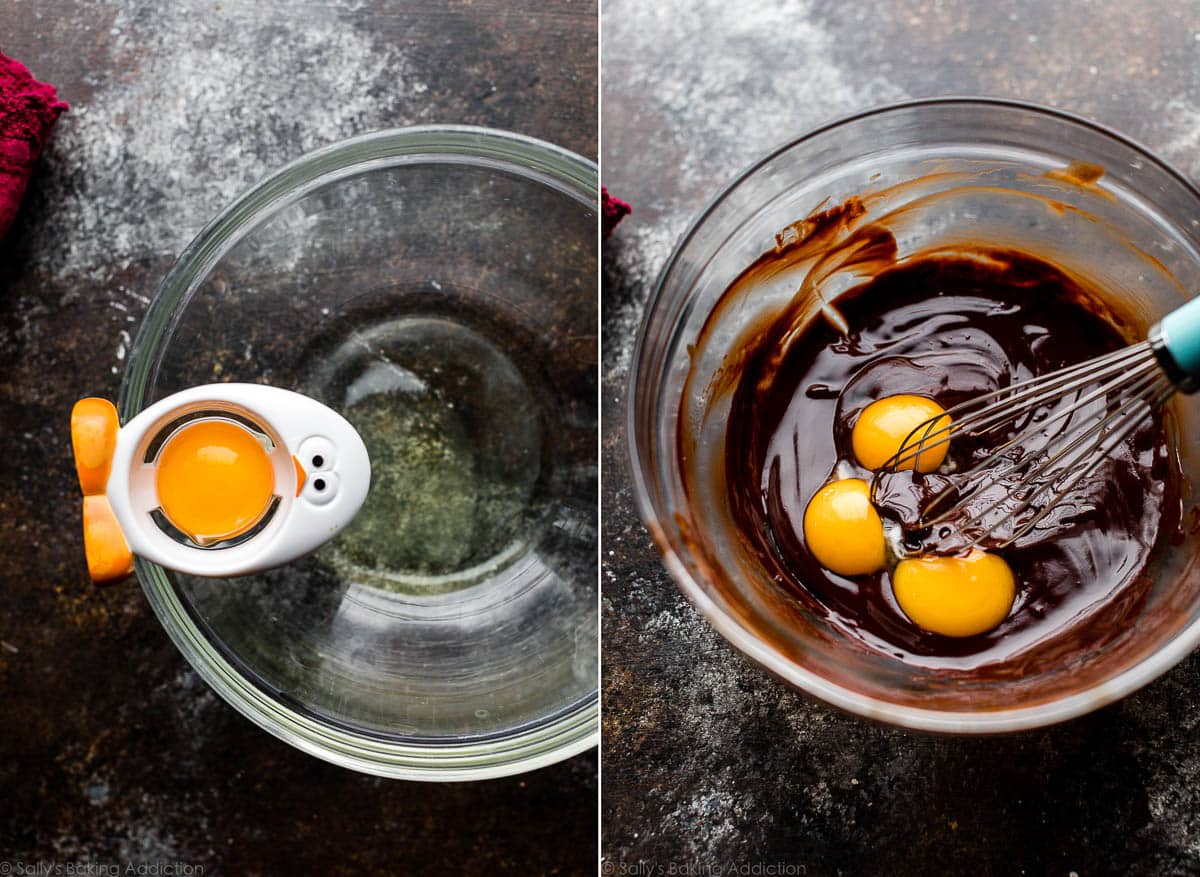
[
  {"xmin": 0, "ymin": 1, "xmax": 596, "ymax": 874},
  {"xmin": 602, "ymin": 1, "xmax": 1200, "ymax": 873}
]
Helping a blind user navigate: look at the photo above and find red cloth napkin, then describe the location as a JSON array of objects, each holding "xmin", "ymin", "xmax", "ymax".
[
  {"xmin": 0, "ymin": 51, "xmax": 67, "ymax": 239},
  {"xmin": 602, "ymin": 186, "xmax": 631, "ymax": 238}
]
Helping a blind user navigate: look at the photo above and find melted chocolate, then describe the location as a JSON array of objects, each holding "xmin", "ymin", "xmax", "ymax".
[{"xmin": 723, "ymin": 248, "xmax": 1175, "ymax": 670}]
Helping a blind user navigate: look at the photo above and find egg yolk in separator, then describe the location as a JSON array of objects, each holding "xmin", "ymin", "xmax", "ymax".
[{"xmin": 154, "ymin": 418, "xmax": 277, "ymax": 545}]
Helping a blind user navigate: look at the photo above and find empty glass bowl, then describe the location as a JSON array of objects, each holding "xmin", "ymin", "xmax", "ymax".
[
  {"xmin": 122, "ymin": 127, "xmax": 598, "ymax": 778},
  {"xmin": 630, "ymin": 99, "xmax": 1200, "ymax": 732}
]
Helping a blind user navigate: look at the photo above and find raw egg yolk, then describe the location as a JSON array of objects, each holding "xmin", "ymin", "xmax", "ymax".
[
  {"xmin": 802, "ymin": 478, "xmax": 886, "ymax": 576},
  {"xmin": 156, "ymin": 420, "xmax": 275, "ymax": 545},
  {"xmin": 893, "ymin": 549, "xmax": 1016, "ymax": 637},
  {"xmin": 852, "ymin": 394, "xmax": 950, "ymax": 472}
]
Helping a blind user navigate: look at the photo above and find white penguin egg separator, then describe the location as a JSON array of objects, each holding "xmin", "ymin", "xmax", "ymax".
[{"xmin": 70, "ymin": 383, "xmax": 372, "ymax": 583}]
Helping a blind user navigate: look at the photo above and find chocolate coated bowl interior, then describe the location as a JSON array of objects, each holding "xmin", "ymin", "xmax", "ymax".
[
  {"xmin": 630, "ymin": 100, "xmax": 1200, "ymax": 731},
  {"xmin": 723, "ymin": 246, "xmax": 1177, "ymax": 674}
]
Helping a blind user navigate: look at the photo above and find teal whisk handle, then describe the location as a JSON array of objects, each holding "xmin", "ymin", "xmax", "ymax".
[{"xmin": 1154, "ymin": 296, "xmax": 1200, "ymax": 391}]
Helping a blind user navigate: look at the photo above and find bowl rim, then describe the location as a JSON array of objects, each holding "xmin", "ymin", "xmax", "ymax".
[
  {"xmin": 627, "ymin": 96, "xmax": 1200, "ymax": 734},
  {"xmin": 121, "ymin": 125, "xmax": 599, "ymax": 780}
]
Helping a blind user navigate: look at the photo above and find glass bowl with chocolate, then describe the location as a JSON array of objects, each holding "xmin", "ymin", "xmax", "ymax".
[{"xmin": 630, "ymin": 99, "xmax": 1200, "ymax": 732}]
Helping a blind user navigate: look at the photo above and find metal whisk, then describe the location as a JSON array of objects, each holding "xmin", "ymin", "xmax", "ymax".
[{"xmin": 871, "ymin": 297, "xmax": 1200, "ymax": 551}]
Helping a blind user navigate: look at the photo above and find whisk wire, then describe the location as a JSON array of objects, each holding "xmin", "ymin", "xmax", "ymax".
[
  {"xmin": 877, "ymin": 341, "xmax": 1155, "ymax": 476},
  {"xmin": 868, "ymin": 339, "xmax": 1175, "ymax": 554},
  {"xmin": 920, "ymin": 360, "xmax": 1166, "ymax": 527},
  {"xmin": 967, "ymin": 378, "xmax": 1174, "ymax": 550}
]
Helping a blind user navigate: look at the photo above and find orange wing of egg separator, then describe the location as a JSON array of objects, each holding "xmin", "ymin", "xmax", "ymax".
[{"xmin": 71, "ymin": 398, "xmax": 133, "ymax": 584}]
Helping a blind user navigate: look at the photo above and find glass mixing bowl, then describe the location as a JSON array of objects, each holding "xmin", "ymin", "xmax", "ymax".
[
  {"xmin": 121, "ymin": 126, "xmax": 598, "ymax": 778},
  {"xmin": 630, "ymin": 98, "xmax": 1200, "ymax": 732}
]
